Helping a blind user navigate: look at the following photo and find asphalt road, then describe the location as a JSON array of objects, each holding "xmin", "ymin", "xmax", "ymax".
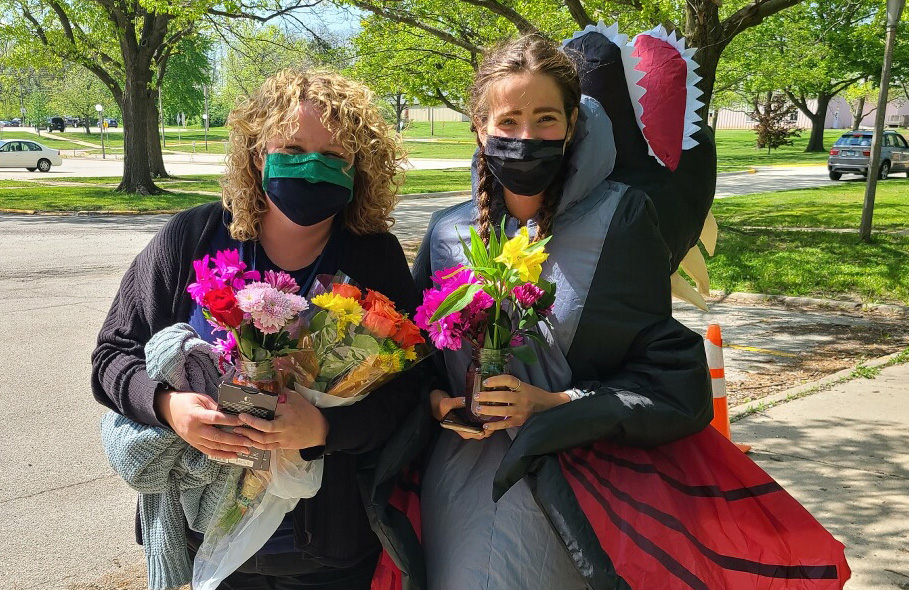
[{"xmin": 0, "ymin": 164, "xmax": 874, "ymax": 589}]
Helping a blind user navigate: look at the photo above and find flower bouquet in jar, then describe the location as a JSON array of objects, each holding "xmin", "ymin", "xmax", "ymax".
[{"xmin": 415, "ymin": 223, "xmax": 556, "ymax": 425}]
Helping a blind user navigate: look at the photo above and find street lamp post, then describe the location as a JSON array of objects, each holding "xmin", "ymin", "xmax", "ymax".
[
  {"xmin": 203, "ymin": 84, "xmax": 209, "ymax": 151},
  {"xmin": 95, "ymin": 104, "xmax": 105, "ymax": 159},
  {"xmin": 859, "ymin": 0, "xmax": 905, "ymax": 242}
]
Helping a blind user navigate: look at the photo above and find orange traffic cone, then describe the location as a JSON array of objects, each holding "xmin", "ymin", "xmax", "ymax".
[{"xmin": 705, "ymin": 324, "xmax": 751, "ymax": 453}]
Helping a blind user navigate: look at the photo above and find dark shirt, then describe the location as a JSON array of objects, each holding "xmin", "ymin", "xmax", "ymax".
[{"xmin": 92, "ymin": 202, "xmax": 420, "ymax": 571}]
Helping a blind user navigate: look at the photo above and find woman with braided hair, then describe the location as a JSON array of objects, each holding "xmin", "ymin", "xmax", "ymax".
[{"xmin": 410, "ymin": 35, "xmax": 713, "ymax": 589}]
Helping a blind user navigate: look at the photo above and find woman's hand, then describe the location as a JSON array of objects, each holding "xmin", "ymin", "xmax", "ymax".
[
  {"xmin": 430, "ymin": 389, "xmax": 489, "ymax": 440},
  {"xmin": 234, "ymin": 388, "xmax": 329, "ymax": 451},
  {"xmin": 154, "ymin": 389, "xmax": 251, "ymax": 460},
  {"xmin": 475, "ymin": 375, "xmax": 570, "ymax": 432}
]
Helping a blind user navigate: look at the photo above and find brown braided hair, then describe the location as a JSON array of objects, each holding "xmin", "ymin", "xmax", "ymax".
[{"xmin": 469, "ymin": 35, "xmax": 581, "ymax": 244}]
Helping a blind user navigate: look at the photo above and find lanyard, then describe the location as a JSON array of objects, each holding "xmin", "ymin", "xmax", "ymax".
[{"xmin": 241, "ymin": 226, "xmax": 337, "ymax": 295}]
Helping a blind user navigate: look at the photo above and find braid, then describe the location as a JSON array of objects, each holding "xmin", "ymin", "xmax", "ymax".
[{"xmin": 475, "ymin": 147, "xmax": 499, "ymax": 244}]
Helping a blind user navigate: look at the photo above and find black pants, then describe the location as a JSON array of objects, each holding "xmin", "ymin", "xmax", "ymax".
[{"xmin": 214, "ymin": 551, "xmax": 380, "ymax": 590}]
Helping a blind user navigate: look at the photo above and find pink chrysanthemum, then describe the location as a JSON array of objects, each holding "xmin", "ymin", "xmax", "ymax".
[
  {"xmin": 237, "ymin": 282, "xmax": 308, "ymax": 335},
  {"xmin": 263, "ymin": 270, "xmax": 300, "ymax": 294}
]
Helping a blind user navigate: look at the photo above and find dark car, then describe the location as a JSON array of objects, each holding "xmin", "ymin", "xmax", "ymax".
[
  {"xmin": 47, "ymin": 117, "xmax": 66, "ymax": 132},
  {"xmin": 827, "ymin": 130, "xmax": 909, "ymax": 180}
]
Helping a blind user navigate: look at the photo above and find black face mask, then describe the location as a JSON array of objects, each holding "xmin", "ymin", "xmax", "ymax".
[
  {"xmin": 262, "ymin": 153, "xmax": 355, "ymax": 227},
  {"xmin": 484, "ymin": 136, "xmax": 566, "ymax": 196}
]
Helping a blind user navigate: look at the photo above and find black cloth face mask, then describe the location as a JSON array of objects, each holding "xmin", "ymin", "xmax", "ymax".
[
  {"xmin": 262, "ymin": 153, "xmax": 355, "ymax": 227},
  {"xmin": 484, "ymin": 136, "xmax": 566, "ymax": 196}
]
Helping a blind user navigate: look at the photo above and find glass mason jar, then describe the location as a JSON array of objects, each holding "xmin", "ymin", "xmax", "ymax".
[
  {"xmin": 464, "ymin": 347, "xmax": 511, "ymax": 424},
  {"xmin": 232, "ymin": 358, "xmax": 280, "ymax": 394}
]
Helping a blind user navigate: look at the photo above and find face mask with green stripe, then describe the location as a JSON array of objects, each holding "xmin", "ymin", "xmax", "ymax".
[{"xmin": 261, "ymin": 152, "xmax": 356, "ymax": 227}]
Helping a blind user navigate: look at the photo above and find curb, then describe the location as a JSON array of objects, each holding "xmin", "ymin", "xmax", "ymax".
[
  {"xmin": 706, "ymin": 290, "xmax": 909, "ymax": 317},
  {"xmin": 400, "ymin": 189, "xmax": 471, "ymax": 200},
  {"xmin": 0, "ymin": 208, "xmax": 181, "ymax": 216},
  {"xmin": 729, "ymin": 349, "xmax": 908, "ymax": 421}
]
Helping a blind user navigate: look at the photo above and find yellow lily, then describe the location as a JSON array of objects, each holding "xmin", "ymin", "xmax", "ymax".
[{"xmin": 494, "ymin": 227, "xmax": 549, "ymax": 283}]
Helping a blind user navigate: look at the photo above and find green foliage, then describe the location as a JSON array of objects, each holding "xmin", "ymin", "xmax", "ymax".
[{"xmin": 161, "ymin": 35, "xmax": 214, "ymax": 125}]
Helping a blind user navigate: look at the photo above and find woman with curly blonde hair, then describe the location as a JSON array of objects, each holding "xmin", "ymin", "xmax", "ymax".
[{"xmin": 92, "ymin": 69, "xmax": 421, "ymax": 589}]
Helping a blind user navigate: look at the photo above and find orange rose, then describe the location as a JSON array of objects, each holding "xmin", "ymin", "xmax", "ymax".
[
  {"xmin": 360, "ymin": 290, "xmax": 404, "ymax": 338},
  {"xmin": 392, "ymin": 318, "xmax": 425, "ymax": 348},
  {"xmin": 362, "ymin": 310, "xmax": 400, "ymax": 338},
  {"xmin": 331, "ymin": 283, "xmax": 362, "ymax": 301},
  {"xmin": 363, "ymin": 289, "xmax": 396, "ymax": 314}
]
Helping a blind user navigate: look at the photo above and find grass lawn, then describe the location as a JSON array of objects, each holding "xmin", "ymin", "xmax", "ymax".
[
  {"xmin": 712, "ymin": 181, "xmax": 909, "ymax": 229},
  {"xmin": 706, "ymin": 181, "xmax": 909, "ymax": 304},
  {"xmin": 0, "ymin": 168, "xmax": 472, "ymax": 211},
  {"xmin": 707, "ymin": 229, "xmax": 909, "ymax": 304},
  {"xmin": 0, "ymin": 183, "xmax": 215, "ymax": 211}
]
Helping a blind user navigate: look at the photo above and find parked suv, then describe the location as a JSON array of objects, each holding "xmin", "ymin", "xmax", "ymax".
[
  {"xmin": 46, "ymin": 117, "xmax": 66, "ymax": 132},
  {"xmin": 827, "ymin": 130, "xmax": 909, "ymax": 180}
]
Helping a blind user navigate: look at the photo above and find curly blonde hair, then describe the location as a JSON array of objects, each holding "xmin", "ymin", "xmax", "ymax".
[{"xmin": 221, "ymin": 69, "xmax": 404, "ymax": 241}]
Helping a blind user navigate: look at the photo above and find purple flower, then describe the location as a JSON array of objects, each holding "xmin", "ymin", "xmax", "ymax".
[
  {"xmin": 213, "ymin": 332, "xmax": 237, "ymax": 370},
  {"xmin": 510, "ymin": 333, "xmax": 524, "ymax": 347},
  {"xmin": 263, "ymin": 270, "xmax": 300, "ymax": 294},
  {"xmin": 512, "ymin": 283, "xmax": 545, "ymax": 308}
]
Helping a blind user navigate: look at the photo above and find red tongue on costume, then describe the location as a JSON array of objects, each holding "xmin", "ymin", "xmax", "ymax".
[{"xmin": 632, "ymin": 35, "xmax": 688, "ymax": 171}]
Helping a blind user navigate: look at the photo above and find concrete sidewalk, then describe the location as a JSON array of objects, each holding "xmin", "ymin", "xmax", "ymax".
[{"xmin": 731, "ymin": 361, "xmax": 909, "ymax": 590}]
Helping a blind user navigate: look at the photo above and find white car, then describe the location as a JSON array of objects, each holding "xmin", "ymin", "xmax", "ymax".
[{"xmin": 0, "ymin": 139, "xmax": 63, "ymax": 172}]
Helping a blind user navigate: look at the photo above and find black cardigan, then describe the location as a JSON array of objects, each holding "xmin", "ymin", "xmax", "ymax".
[{"xmin": 91, "ymin": 202, "xmax": 421, "ymax": 567}]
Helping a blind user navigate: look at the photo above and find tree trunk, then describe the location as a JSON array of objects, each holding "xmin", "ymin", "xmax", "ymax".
[
  {"xmin": 117, "ymin": 68, "xmax": 163, "ymax": 195},
  {"xmin": 805, "ymin": 94, "xmax": 831, "ymax": 152},
  {"xmin": 710, "ymin": 109, "xmax": 719, "ymax": 131},
  {"xmin": 146, "ymin": 88, "xmax": 169, "ymax": 179},
  {"xmin": 852, "ymin": 95, "xmax": 865, "ymax": 130},
  {"xmin": 686, "ymin": 0, "xmax": 725, "ymax": 121}
]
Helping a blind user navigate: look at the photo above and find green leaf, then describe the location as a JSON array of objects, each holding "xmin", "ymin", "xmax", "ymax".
[
  {"xmin": 429, "ymin": 283, "xmax": 483, "ymax": 322},
  {"xmin": 509, "ymin": 345, "xmax": 538, "ymax": 364},
  {"xmin": 469, "ymin": 225, "xmax": 488, "ymax": 266}
]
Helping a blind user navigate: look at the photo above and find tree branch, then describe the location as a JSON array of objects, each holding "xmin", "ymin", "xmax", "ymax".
[
  {"xmin": 563, "ymin": 0, "xmax": 594, "ymax": 27},
  {"xmin": 722, "ymin": 0, "xmax": 804, "ymax": 43},
  {"xmin": 434, "ymin": 87, "xmax": 467, "ymax": 115},
  {"xmin": 350, "ymin": 1, "xmax": 482, "ymax": 54},
  {"xmin": 207, "ymin": 0, "xmax": 324, "ymax": 22},
  {"xmin": 458, "ymin": 0, "xmax": 539, "ymax": 34}
]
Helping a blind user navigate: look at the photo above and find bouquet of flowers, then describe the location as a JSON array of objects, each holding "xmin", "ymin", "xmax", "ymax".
[
  {"xmin": 280, "ymin": 272, "xmax": 427, "ymax": 407},
  {"xmin": 189, "ymin": 264, "xmax": 425, "ymax": 590},
  {"xmin": 188, "ymin": 249, "xmax": 309, "ymax": 383},
  {"xmin": 415, "ymin": 223, "xmax": 556, "ymax": 422}
]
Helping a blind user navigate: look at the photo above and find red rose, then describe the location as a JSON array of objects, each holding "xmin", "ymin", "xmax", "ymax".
[
  {"xmin": 202, "ymin": 287, "xmax": 244, "ymax": 328},
  {"xmin": 392, "ymin": 319, "xmax": 425, "ymax": 348},
  {"xmin": 332, "ymin": 283, "xmax": 362, "ymax": 301}
]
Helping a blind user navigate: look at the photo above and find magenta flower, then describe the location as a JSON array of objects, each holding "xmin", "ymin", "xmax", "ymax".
[
  {"xmin": 426, "ymin": 315, "xmax": 463, "ymax": 351},
  {"xmin": 213, "ymin": 331, "xmax": 237, "ymax": 366},
  {"xmin": 512, "ymin": 283, "xmax": 545, "ymax": 308},
  {"xmin": 213, "ymin": 249, "xmax": 260, "ymax": 290},
  {"xmin": 264, "ymin": 270, "xmax": 300, "ymax": 294}
]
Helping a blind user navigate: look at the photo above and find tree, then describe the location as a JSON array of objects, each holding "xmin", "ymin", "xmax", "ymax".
[
  {"xmin": 341, "ymin": 0, "xmax": 809, "ymax": 120},
  {"xmin": 750, "ymin": 92, "xmax": 801, "ymax": 153},
  {"xmin": 0, "ymin": 0, "xmax": 323, "ymax": 194},
  {"xmin": 212, "ymin": 21, "xmax": 350, "ymax": 121},
  {"xmin": 49, "ymin": 66, "xmax": 114, "ymax": 133}
]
